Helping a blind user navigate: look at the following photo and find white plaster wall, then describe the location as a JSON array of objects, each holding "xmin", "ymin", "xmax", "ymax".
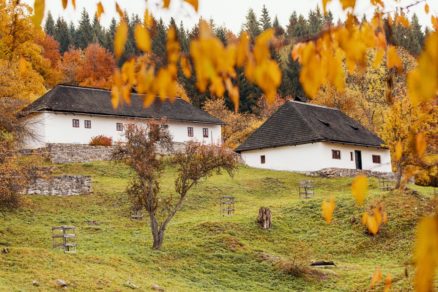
[
  {"xmin": 21, "ymin": 113, "xmax": 47, "ymax": 149},
  {"xmin": 22, "ymin": 112, "xmax": 222, "ymax": 148},
  {"xmin": 240, "ymin": 142, "xmax": 392, "ymax": 173}
]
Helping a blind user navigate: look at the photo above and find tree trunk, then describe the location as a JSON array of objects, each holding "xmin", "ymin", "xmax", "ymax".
[
  {"xmin": 257, "ymin": 207, "xmax": 272, "ymax": 229},
  {"xmin": 395, "ymin": 164, "xmax": 403, "ymax": 189},
  {"xmin": 152, "ymin": 230, "xmax": 164, "ymax": 250}
]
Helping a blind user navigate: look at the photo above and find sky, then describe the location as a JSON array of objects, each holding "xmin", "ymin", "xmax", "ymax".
[{"xmin": 22, "ymin": 0, "xmax": 437, "ymax": 32}]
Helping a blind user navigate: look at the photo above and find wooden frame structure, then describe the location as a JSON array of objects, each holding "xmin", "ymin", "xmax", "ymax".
[
  {"xmin": 52, "ymin": 226, "xmax": 76, "ymax": 253},
  {"xmin": 379, "ymin": 178, "xmax": 394, "ymax": 191},
  {"xmin": 298, "ymin": 180, "xmax": 314, "ymax": 199},
  {"xmin": 220, "ymin": 196, "xmax": 235, "ymax": 216}
]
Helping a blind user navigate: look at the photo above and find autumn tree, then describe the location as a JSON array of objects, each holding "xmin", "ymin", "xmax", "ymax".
[
  {"xmin": 59, "ymin": 48, "xmax": 82, "ymax": 84},
  {"xmin": 113, "ymin": 122, "xmax": 237, "ymax": 249},
  {"xmin": 0, "ymin": 0, "xmax": 58, "ymax": 101},
  {"xmin": 0, "ymin": 97, "xmax": 43, "ymax": 209},
  {"xmin": 76, "ymin": 43, "xmax": 115, "ymax": 88},
  {"xmin": 380, "ymin": 97, "xmax": 437, "ymax": 189},
  {"xmin": 203, "ymin": 98, "xmax": 264, "ymax": 149},
  {"xmin": 35, "ymin": 34, "xmax": 63, "ymax": 87}
]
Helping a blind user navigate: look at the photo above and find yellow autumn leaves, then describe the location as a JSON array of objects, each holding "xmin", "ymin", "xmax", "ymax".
[
  {"xmin": 370, "ymin": 267, "xmax": 392, "ymax": 291},
  {"xmin": 322, "ymin": 175, "xmax": 388, "ymax": 236},
  {"xmin": 414, "ymin": 216, "xmax": 438, "ymax": 292},
  {"xmin": 111, "ymin": 13, "xmax": 281, "ymax": 110},
  {"xmin": 407, "ymin": 31, "xmax": 438, "ymax": 107}
]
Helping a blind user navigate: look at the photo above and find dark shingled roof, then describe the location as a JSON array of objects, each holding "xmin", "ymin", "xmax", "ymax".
[
  {"xmin": 21, "ymin": 84, "xmax": 224, "ymax": 125},
  {"xmin": 236, "ymin": 101, "xmax": 385, "ymax": 152}
]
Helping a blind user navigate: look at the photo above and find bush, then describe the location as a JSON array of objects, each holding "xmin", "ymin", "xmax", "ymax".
[{"xmin": 89, "ymin": 135, "xmax": 112, "ymax": 146}]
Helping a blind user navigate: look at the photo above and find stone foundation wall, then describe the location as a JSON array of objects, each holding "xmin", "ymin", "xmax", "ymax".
[
  {"xmin": 26, "ymin": 175, "xmax": 92, "ymax": 196},
  {"xmin": 305, "ymin": 168, "xmax": 395, "ymax": 179},
  {"xmin": 47, "ymin": 144, "xmax": 115, "ymax": 164},
  {"xmin": 25, "ymin": 142, "xmax": 186, "ymax": 164}
]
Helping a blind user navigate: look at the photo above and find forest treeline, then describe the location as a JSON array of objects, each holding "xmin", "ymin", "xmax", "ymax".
[{"xmin": 43, "ymin": 6, "xmax": 428, "ymax": 112}]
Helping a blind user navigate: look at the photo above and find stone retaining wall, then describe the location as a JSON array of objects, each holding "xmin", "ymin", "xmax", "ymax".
[
  {"xmin": 26, "ymin": 175, "xmax": 92, "ymax": 196},
  {"xmin": 47, "ymin": 144, "xmax": 115, "ymax": 164},
  {"xmin": 25, "ymin": 143, "xmax": 186, "ymax": 164},
  {"xmin": 305, "ymin": 168, "xmax": 395, "ymax": 179}
]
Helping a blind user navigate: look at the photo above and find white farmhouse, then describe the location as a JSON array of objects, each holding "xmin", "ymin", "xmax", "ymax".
[
  {"xmin": 20, "ymin": 84, "xmax": 223, "ymax": 149},
  {"xmin": 236, "ymin": 101, "xmax": 392, "ymax": 173}
]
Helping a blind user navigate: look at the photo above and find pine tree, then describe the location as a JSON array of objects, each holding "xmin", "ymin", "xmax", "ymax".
[
  {"xmin": 68, "ymin": 21, "xmax": 77, "ymax": 49},
  {"xmin": 272, "ymin": 16, "xmax": 284, "ymax": 37},
  {"xmin": 76, "ymin": 9, "xmax": 93, "ymax": 49},
  {"xmin": 152, "ymin": 18, "xmax": 167, "ymax": 68},
  {"xmin": 286, "ymin": 12, "xmax": 298, "ymax": 40},
  {"xmin": 244, "ymin": 8, "xmax": 261, "ymax": 41},
  {"xmin": 92, "ymin": 15, "xmax": 105, "ymax": 47},
  {"xmin": 294, "ymin": 14, "xmax": 309, "ymax": 39},
  {"xmin": 259, "ymin": 5, "xmax": 272, "ymax": 31},
  {"xmin": 284, "ymin": 53, "xmax": 306, "ymax": 99},
  {"xmin": 308, "ymin": 6, "xmax": 323, "ymax": 36},
  {"xmin": 178, "ymin": 21, "xmax": 189, "ymax": 53},
  {"xmin": 324, "ymin": 11, "xmax": 334, "ymax": 28},
  {"xmin": 54, "ymin": 17, "xmax": 70, "ymax": 53},
  {"xmin": 215, "ymin": 26, "xmax": 228, "ymax": 45},
  {"xmin": 103, "ymin": 18, "xmax": 117, "ymax": 53},
  {"xmin": 44, "ymin": 12, "xmax": 55, "ymax": 36},
  {"xmin": 409, "ymin": 14, "xmax": 424, "ymax": 55},
  {"xmin": 125, "ymin": 13, "xmax": 140, "ymax": 58}
]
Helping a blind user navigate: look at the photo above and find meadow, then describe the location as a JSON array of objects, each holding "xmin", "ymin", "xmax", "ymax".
[{"xmin": 0, "ymin": 161, "xmax": 435, "ymax": 291}]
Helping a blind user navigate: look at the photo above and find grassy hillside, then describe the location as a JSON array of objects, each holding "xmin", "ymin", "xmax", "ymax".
[{"xmin": 0, "ymin": 161, "xmax": 435, "ymax": 291}]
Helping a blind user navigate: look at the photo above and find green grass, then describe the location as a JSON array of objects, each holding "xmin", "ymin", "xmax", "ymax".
[{"xmin": 0, "ymin": 161, "xmax": 435, "ymax": 291}]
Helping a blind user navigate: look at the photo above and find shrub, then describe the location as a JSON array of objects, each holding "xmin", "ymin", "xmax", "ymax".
[{"xmin": 89, "ymin": 135, "xmax": 112, "ymax": 146}]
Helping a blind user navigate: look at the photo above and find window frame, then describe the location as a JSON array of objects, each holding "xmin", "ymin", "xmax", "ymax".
[
  {"xmin": 187, "ymin": 126, "xmax": 194, "ymax": 137},
  {"xmin": 72, "ymin": 119, "xmax": 80, "ymax": 128},
  {"xmin": 116, "ymin": 123, "xmax": 124, "ymax": 132},
  {"xmin": 332, "ymin": 150, "xmax": 341, "ymax": 160},
  {"xmin": 260, "ymin": 155, "xmax": 266, "ymax": 164},
  {"xmin": 203, "ymin": 128, "xmax": 209, "ymax": 138},
  {"xmin": 372, "ymin": 155, "xmax": 381, "ymax": 164},
  {"xmin": 84, "ymin": 120, "xmax": 91, "ymax": 129}
]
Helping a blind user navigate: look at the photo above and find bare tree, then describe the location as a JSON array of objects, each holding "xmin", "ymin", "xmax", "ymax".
[
  {"xmin": 0, "ymin": 97, "xmax": 43, "ymax": 209},
  {"xmin": 113, "ymin": 121, "xmax": 238, "ymax": 249}
]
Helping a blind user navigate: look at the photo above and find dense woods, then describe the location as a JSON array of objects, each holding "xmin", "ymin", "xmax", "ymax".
[{"xmin": 41, "ymin": 6, "xmax": 427, "ymax": 111}]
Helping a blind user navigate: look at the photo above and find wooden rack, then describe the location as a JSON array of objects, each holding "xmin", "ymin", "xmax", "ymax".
[{"xmin": 52, "ymin": 226, "xmax": 76, "ymax": 253}]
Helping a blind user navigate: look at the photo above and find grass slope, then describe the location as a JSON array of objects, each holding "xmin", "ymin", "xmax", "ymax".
[{"xmin": 0, "ymin": 161, "xmax": 435, "ymax": 291}]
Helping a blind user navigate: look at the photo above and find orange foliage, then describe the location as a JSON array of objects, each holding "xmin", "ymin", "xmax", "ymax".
[
  {"xmin": 35, "ymin": 34, "xmax": 61, "ymax": 67},
  {"xmin": 60, "ymin": 48, "xmax": 82, "ymax": 84},
  {"xmin": 61, "ymin": 44, "xmax": 115, "ymax": 89}
]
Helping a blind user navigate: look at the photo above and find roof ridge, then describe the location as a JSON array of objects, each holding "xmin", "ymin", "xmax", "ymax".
[
  {"xmin": 289, "ymin": 100, "xmax": 339, "ymax": 111},
  {"xmin": 290, "ymin": 102, "xmax": 324, "ymax": 140},
  {"xmin": 57, "ymin": 84, "xmax": 186, "ymax": 101}
]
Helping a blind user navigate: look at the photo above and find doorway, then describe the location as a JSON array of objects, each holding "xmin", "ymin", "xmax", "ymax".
[{"xmin": 354, "ymin": 150, "xmax": 362, "ymax": 170}]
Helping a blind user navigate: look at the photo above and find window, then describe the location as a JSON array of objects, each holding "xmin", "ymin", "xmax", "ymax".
[
  {"xmin": 350, "ymin": 152, "xmax": 354, "ymax": 161},
  {"xmin": 84, "ymin": 120, "xmax": 91, "ymax": 129},
  {"xmin": 332, "ymin": 150, "xmax": 341, "ymax": 159},
  {"xmin": 187, "ymin": 127, "xmax": 194, "ymax": 137},
  {"xmin": 260, "ymin": 155, "xmax": 266, "ymax": 164},
  {"xmin": 372, "ymin": 155, "xmax": 381, "ymax": 164},
  {"xmin": 203, "ymin": 128, "xmax": 209, "ymax": 138},
  {"xmin": 116, "ymin": 123, "xmax": 124, "ymax": 131},
  {"xmin": 72, "ymin": 119, "xmax": 79, "ymax": 128}
]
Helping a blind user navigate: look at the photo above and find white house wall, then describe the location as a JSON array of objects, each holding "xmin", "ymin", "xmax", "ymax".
[
  {"xmin": 240, "ymin": 142, "xmax": 392, "ymax": 173},
  {"xmin": 23, "ymin": 112, "xmax": 222, "ymax": 149}
]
